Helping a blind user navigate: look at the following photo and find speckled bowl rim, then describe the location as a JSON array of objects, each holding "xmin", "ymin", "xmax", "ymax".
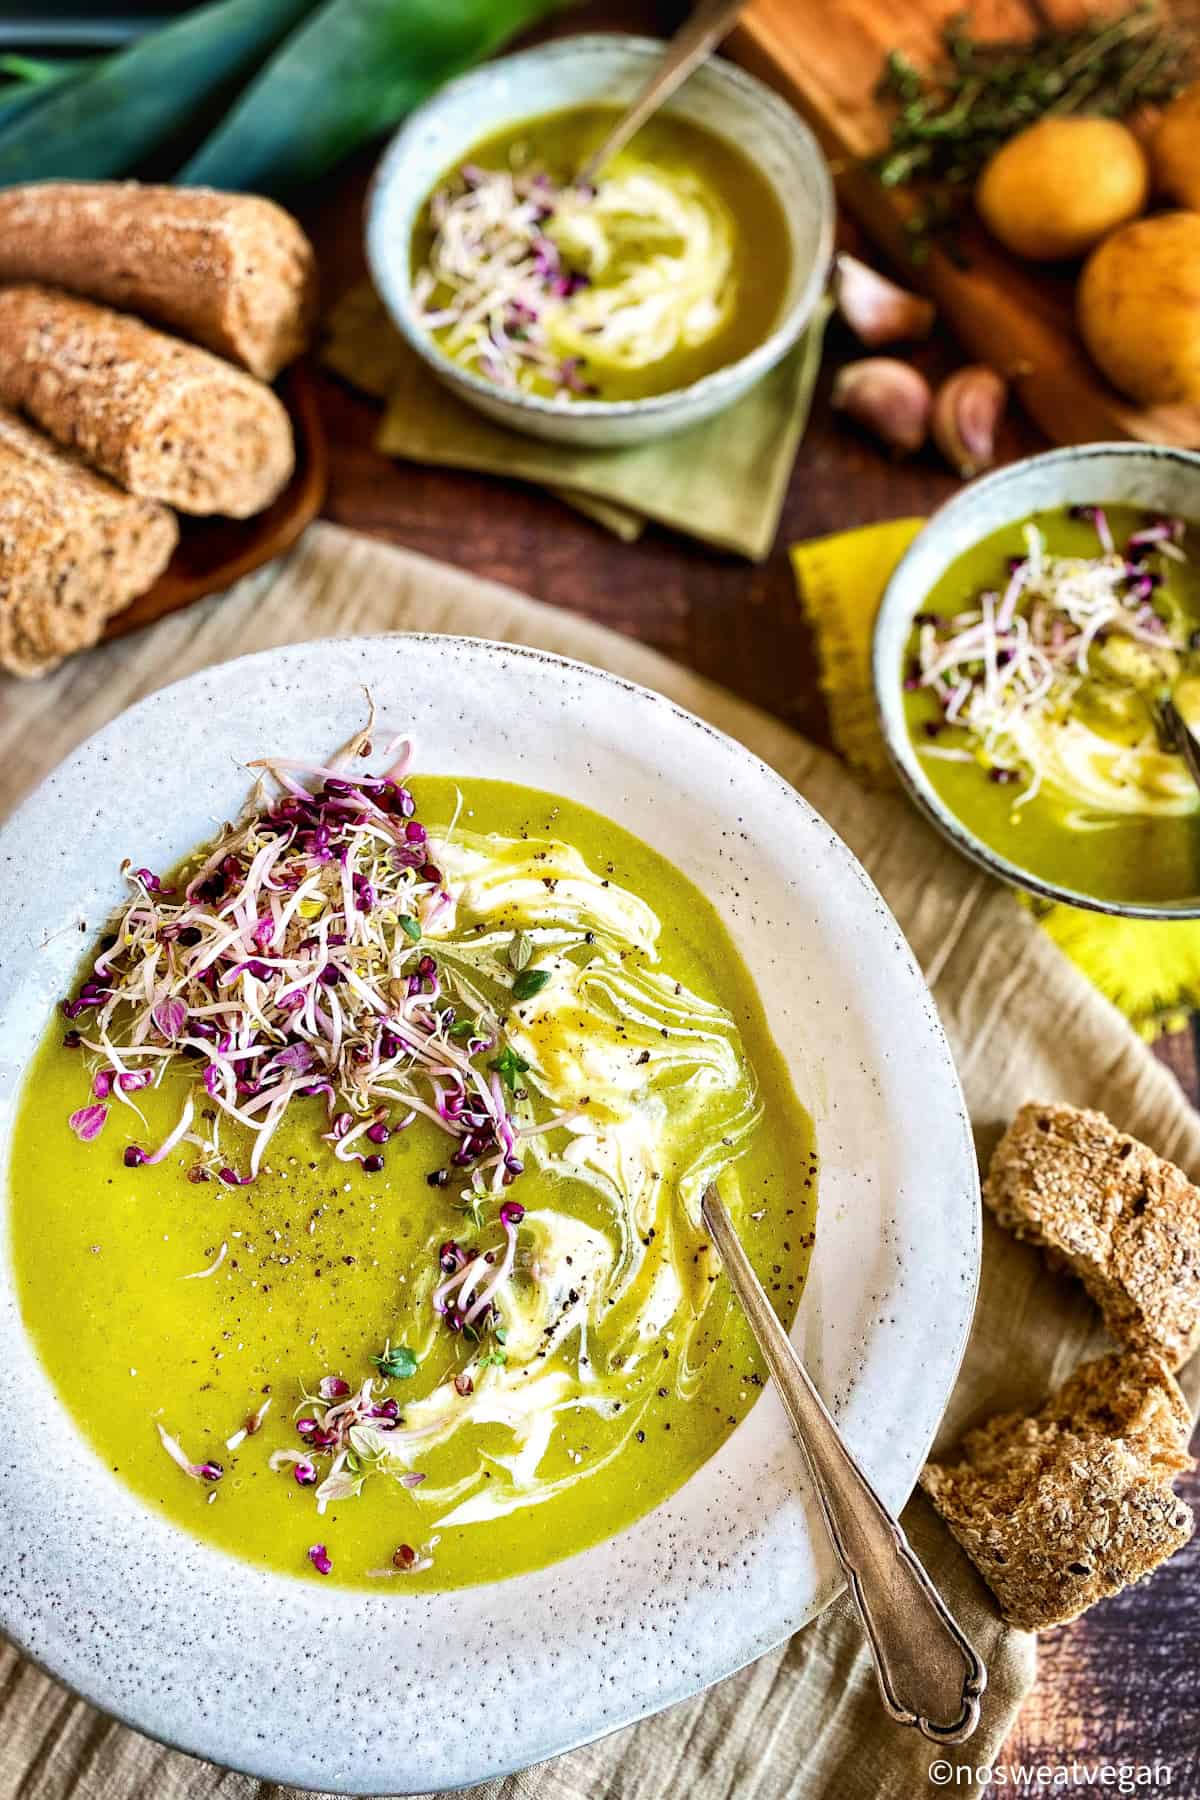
[
  {"xmin": 0, "ymin": 636, "xmax": 979, "ymax": 1793},
  {"xmin": 873, "ymin": 443, "xmax": 1200, "ymax": 921},
  {"xmin": 364, "ymin": 34, "xmax": 835, "ymax": 425}
]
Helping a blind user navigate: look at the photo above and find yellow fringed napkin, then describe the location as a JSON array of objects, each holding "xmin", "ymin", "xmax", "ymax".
[
  {"xmin": 791, "ymin": 520, "xmax": 1200, "ymax": 1040},
  {"xmin": 323, "ymin": 282, "xmax": 830, "ymax": 559}
]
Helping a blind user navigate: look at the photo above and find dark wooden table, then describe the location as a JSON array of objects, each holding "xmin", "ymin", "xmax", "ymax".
[{"xmin": 298, "ymin": 5, "xmax": 1200, "ymax": 1785}]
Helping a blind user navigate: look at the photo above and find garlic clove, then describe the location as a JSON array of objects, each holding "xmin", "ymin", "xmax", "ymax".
[
  {"xmin": 833, "ymin": 253, "xmax": 936, "ymax": 347},
  {"xmin": 831, "ymin": 358, "xmax": 932, "ymax": 454},
  {"xmin": 931, "ymin": 366, "xmax": 1008, "ymax": 478}
]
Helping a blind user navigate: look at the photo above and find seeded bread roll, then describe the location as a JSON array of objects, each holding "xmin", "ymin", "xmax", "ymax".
[
  {"xmin": 921, "ymin": 1350, "xmax": 1194, "ymax": 1631},
  {"xmin": 0, "ymin": 183, "xmax": 316, "ymax": 381},
  {"xmin": 0, "ymin": 404, "xmax": 177, "ymax": 679},
  {"xmin": 0, "ymin": 286, "xmax": 294, "ymax": 518},
  {"xmin": 985, "ymin": 1101, "xmax": 1200, "ymax": 1369}
]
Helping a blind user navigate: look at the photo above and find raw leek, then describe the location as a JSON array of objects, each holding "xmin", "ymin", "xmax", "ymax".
[{"xmin": 181, "ymin": 0, "xmax": 572, "ymax": 195}]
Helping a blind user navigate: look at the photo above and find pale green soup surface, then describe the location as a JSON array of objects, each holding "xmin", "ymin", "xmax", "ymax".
[
  {"xmin": 410, "ymin": 104, "xmax": 791, "ymax": 404},
  {"xmin": 903, "ymin": 505, "xmax": 1200, "ymax": 906},
  {"xmin": 10, "ymin": 776, "xmax": 815, "ymax": 1590}
]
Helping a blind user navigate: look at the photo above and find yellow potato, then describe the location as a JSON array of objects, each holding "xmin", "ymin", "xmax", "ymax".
[
  {"xmin": 1151, "ymin": 81, "xmax": 1200, "ymax": 210},
  {"xmin": 976, "ymin": 117, "xmax": 1148, "ymax": 260},
  {"xmin": 1078, "ymin": 212, "xmax": 1200, "ymax": 406}
]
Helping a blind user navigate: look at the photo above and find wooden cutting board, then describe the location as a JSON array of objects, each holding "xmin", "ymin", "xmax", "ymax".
[{"xmin": 731, "ymin": 0, "xmax": 1200, "ymax": 448}]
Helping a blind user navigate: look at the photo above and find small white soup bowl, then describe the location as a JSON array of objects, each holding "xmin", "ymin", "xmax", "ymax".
[
  {"xmin": 873, "ymin": 442, "xmax": 1200, "ymax": 920},
  {"xmin": 365, "ymin": 34, "xmax": 834, "ymax": 449}
]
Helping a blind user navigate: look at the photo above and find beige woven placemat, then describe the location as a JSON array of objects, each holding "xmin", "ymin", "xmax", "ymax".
[{"xmin": 1, "ymin": 523, "xmax": 1197, "ymax": 1800}]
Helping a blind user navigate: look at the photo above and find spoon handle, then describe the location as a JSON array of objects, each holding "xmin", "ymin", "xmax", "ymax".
[
  {"xmin": 575, "ymin": 0, "xmax": 748, "ymax": 185},
  {"xmin": 701, "ymin": 1185, "xmax": 986, "ymax": 1745}
]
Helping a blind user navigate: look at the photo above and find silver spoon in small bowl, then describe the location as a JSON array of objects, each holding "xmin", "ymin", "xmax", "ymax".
[
  {"xmin": 1154, "ymin": 693, "xmax": 1200, "ymax": 796},
  {"xmin": 574, "ymin": 0, "xmax": 749, "ymax": 188},
  {"xmin": 701, "ymin": 1182, "xmax": 987, "ymax": 1744}
]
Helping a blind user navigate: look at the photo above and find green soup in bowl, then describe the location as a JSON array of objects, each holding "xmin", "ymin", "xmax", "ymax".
[
  {"xmin": 0, "ymin": 636, "xmax": 980, "ymax": 1792},
  {"xmin": 875, "ymin": 444, "xmax": 1200, "ymax": 918},
  {"xmin": 11, "ymin": 768, "xmax": 815, "ymax": 1592},
  {"xmin": 409, "ymin": 104, "xmax": 792, "ymax": 406},
  {"xmin": 366, "ymin": 35, "xmax": 834, "ymax": 449}
]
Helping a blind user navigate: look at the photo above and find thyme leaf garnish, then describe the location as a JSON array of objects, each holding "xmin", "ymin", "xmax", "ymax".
[
  {"xmin": 512, "ymin": 968, "xmax": 551, "ymax": 1002},
  {"xmin": 490, "ymin": 1044, "xmax": 530, "ymax": 1090},
  {"xmin": 372, "ymin": 1344, "xmax": 419, "ymax": 1379}
]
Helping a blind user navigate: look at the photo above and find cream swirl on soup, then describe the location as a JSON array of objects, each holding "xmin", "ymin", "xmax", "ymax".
[
  {"xmin": 902, "ymin": 504, "xmax": 1200, "ymax": 907},
  {"xmin": 12, "ymin": 741, "xmax": 815, "ymax": 1588},
  {"xmin": 408, "ymin": 105, "xmax": 790, "ymax": 406}
]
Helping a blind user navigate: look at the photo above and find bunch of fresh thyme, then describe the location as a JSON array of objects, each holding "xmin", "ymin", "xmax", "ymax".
[{"xmin": 871, "ymin": 5, "xmax": 1194, "ymax": 257}]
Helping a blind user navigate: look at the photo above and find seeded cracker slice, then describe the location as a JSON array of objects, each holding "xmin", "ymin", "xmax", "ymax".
[
  {"xmin": 921, "ymin": 1350, "xmax": 1194, "ymax": 1630},
  {"xmin": 985, "ymin": 1101, "xmax": 1200, "ymax": 1369}
]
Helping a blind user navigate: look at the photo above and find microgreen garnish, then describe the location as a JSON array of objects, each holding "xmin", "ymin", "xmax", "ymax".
[
  {"xmin": 156, "ymin": 1422, "xmax": 224, "ymax": 1484},
  {"xmin": 57, "ymin": 718, "xmax": 566, "ymax": 1192},
  {"xmin": 434, "ymin": 1213, "xmax": 522, "ymax": 1343},
  {"xmin": 457, "ymin": 1192, "xmax": 486, "ymax": 1228},
  {"xmin": 490, "ymin": 1045, "xmax": 531, "ymax": 1090},
  {"xmin": 507, "ymin": 930, "xmax": 533, "ymax": 972},
  {"xmin": 272, "ymin": 1373, "xmax": 433, "ymax": 1513},
  {"xmin": 512, "ymin": 968, "xmax": 551, "ymax": 1002},
  {"xmin": 910, "ymin": 512, "xmax": 1193, "ymax": 811},
  {"xmin": 372, "ymin": 1344, "xmax": 419, "ymax": 1380}
]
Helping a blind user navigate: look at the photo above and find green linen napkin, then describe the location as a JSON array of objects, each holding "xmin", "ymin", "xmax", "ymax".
[{"xmin": 322, "ymin": 282, "xmax": 830, "ymax": 557}]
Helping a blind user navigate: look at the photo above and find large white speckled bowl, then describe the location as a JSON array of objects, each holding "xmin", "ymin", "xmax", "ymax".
[
  {"xmin": 0, "ymin": 638, "xmax": 978, "ymax": 1793},
  {"xmin": 365, "ymin": 35, "xmax": 835, "ymax": 448}
]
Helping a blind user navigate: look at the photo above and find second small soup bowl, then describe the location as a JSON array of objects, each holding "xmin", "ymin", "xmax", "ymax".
[
  {"xmin": 365, "ymin": 34, "xmax": 834, "ymax": 449},
  {"xmin": 874, "ymin": 443, "xmax": 1200, "ymax": 920}
]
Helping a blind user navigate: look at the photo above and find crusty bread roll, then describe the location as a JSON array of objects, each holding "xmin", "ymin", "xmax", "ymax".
[
  {"xmin": 0, "ymin": 183, "xmax": 316, "ymax": 381},
  {"xmin": 0, "ymin": 404, "xmax": 177, "ymax": 678},
  {"xmin": 0, "ymin": 286, "xmax": 295, "ymax": 518}
]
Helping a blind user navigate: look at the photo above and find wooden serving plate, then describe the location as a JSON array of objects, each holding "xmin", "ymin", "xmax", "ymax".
[
  {"xmin": 732, "ymin": 0, "xmax": 1200, "ymax": 449},
  {"xmin": 101, "ymin": 359, "xmax": 328, "ymax": 642}
]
